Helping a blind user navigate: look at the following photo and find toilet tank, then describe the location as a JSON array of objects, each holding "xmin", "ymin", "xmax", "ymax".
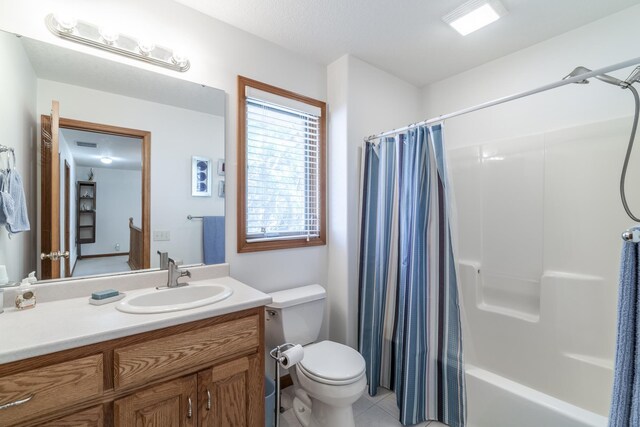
[{"xmin": 265, "ymin": 284, "xmax": 325, "ymax": 349}]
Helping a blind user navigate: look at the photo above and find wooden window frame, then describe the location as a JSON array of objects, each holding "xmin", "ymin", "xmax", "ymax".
[{"xmin": 237, "ymin": 76, "xmax": 326, "ymax": 253}]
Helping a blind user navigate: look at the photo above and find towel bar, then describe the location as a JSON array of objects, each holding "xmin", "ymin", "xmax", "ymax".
[{"xmin": 622, "ymin": 228, "xmax": 640, "ymax": 242}]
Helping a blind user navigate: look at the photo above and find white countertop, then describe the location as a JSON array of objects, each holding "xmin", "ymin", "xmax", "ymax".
[{"xmin": 0, "ymin": 276, "xmax": 271, "ymax": 364}]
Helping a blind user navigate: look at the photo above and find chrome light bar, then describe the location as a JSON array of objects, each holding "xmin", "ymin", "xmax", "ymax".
[{"xmin": 45, "ymin": 13, "xmax": 190, "ymax": 72}]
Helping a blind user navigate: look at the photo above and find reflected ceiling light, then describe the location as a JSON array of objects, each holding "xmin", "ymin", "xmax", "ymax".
[
  {"xmin": 98, "ymin": 26, "xmax": 119, "ymax": 45},
  {"xmin": 100, "ymin": 157, "xmax": 113, "ymax": 164},
  {"xmin": 45, "ymin": 13, "xmax": 190, "ymax": 72},
  {"xmin": 443, "ymin": 0, "xmax": 507, "ymax": 36}
]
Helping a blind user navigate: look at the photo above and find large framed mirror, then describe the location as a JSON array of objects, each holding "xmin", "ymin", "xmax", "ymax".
[{"xmin": 0, "ymin": 30, "xmax": 226, "ymax": 285}]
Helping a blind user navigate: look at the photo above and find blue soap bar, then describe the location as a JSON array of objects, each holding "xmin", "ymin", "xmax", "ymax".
[{"xmin": 91, "ymin": 289, "xmax": 119, "ymax": 300}]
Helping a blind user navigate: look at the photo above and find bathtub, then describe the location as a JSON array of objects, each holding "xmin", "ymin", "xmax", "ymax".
[{"xmin": 466, "ymin": 366, "xmax": 608, "ymax": 427}]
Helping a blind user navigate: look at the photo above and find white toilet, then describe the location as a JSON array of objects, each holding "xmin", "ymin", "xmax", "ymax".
[{"xmin": 266, "ymin": 284, "xmax": 367, "ymax": 427}]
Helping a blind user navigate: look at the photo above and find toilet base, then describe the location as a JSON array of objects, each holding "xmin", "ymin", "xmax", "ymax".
[{"xmin": 293, "ymin": 395, "xmax": 356, "ymax": 427}]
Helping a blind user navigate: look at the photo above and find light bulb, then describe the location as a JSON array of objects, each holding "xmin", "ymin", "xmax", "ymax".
[
  {"xmin": 171, "ymin": 51, "xmax": 189, "ymax": 68},
  {"xmin": 53, "ymin": 13, "xmax": 77, "ymax": 32},
  {"xmin": 138, "ymin": 40, "xmax": 155, "ymax": 55},
  {"xmin": 99, "ymin": 27, "xmax": 119, "ymax": 44},
  {"xmin": 100, "ymin": 157, "xmax": 113, "ymax": 164}
]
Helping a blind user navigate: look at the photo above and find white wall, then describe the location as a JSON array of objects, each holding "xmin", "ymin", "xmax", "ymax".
[
  {"xmin": 58, "ymin": 132, "xmax": 77, "ymax": 274},
  {"xmin": 422, "ymin": 5, "xmax": 640, "ymax": 416},
  {"xmin": 0, "ymin": 0, "xmax": 328, "ymax": 310},
  {"xmin": 0, "ymin": 30, "xmax": 37, "ymax": 283},
  {"xmin": 37, "ymin": 79, "xmax": 224, "ymax": 267},
  {"xmin": 76, "ymin": 166, "xmax": 141, "ymax": 257},
  {"xmin": 327, "ymin": 55, "xmax": 421, "ymax": 347},
  {"xmin": 422, "ymin": 5, "xmax": 640, "ymax": 149}
]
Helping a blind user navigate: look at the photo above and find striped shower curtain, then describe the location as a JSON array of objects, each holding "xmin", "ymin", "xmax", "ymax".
[{"xmin": 358, "ymin": 124, "xmax": 466, "ymax": 427}]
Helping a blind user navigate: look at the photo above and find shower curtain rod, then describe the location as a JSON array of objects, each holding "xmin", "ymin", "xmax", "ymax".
[{"xmin": 365, "ymin": 55, "xmax": 640, "ymax": 142}]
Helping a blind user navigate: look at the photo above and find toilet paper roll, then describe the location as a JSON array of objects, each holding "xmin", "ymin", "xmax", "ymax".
[{"xmin": 279, "ymin": 344, "xmax": 304, "ymax": 369}]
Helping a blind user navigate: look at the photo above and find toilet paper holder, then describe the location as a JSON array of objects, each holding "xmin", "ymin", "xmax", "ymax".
[{"xmin": 269, "ymin": 343, "xmax": 296, "ymax": 427}]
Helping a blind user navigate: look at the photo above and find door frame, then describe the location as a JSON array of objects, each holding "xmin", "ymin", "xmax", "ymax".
[
  {"xmin": 64, "ymin": 160, "xmax": 71, "ymax": 277},
  {"xmin": 59, "ymin": 118, "xmax": 152, "ymax": 270},
  {"xmin": 40, "ymin": 101, "xmax": 60, "ymax": 279}
]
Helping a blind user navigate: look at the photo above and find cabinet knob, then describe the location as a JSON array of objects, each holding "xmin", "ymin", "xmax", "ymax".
[
  {"xmin": 206, "ymin": 389, "xmax": 211, "ymax": 410},
  {"xmin": 187, "ymin": 397, "xmax": 192, "ymax": 419}
]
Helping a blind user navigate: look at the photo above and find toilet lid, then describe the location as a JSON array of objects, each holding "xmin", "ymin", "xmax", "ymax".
[{"xmin": 298, "ymin": 341, "xmax": 366, "ymax": 385}]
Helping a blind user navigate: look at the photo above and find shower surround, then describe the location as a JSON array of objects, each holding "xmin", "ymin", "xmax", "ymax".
[{"xmin": 448, "ymin": 116, "xmax": 640, "ymax": 426}]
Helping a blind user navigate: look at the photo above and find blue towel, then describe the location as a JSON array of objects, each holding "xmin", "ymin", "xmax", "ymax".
[
  {"xmin": 609, "ymin": 239, "xmax": 640, "ymax": 427},
  {"xmin": 0, "ymin": 171, "xmax": 16, "ymax": 227},
  {"xmin": 203, "ymin": 216, "xmax": 225, "ymax": 265},
  {"xmin": 5, "ymin": 169, "xmax": 30, "ymax": 233}
]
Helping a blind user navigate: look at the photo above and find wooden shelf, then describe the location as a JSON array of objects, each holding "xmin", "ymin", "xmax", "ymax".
[{"xmin": 77, "ymin": 181, "xmax": 97, "ymax": 246}]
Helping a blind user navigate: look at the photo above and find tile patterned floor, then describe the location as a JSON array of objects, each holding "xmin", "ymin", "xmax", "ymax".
[{"xmin": 278, "ymin": 386, "xmax": 447, "ymax": 427}]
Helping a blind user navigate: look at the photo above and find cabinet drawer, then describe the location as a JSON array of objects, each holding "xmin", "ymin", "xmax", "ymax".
[
  {"xmin": 0, "ymin": 355, "xmax": 103, "ymax": 426},
  {"xmin": 39, "ymin": 405, "xmax": 104, "ymax": 426},
  {"xmin": 114, "ymin": 315, "xmax": 259, "ymax": 389}
]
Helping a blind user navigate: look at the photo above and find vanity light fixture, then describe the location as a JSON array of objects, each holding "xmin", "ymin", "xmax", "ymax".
[
  {"xmin": 171, "ymin": 51, "xmax": 189, "ymax": 68},
  {"xmin": 100, "ymin": 157, "xmax": 113, "ymax": 165},
  {"xmin": 443, "ymin": 0, "xmax": 507, "ymax": 36},
  {"xmin": 52, "ymin": 12, "xmax": 77, "ymax": 32},
  {"xmin": 138, "ymin": 40, "xmax": 156, "ymax": 56},
  {"xmin": 98, "ymin": 26, "xmax": 119, "ymax": 45},
  {"xmin": 45, "ymin": 13, "xmax": 190, "ymax": 72}
]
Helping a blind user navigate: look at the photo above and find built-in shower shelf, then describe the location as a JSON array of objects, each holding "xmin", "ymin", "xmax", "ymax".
[{"xmin": 476, "ymin": 302, "xmax": 540, "ymax": 323}]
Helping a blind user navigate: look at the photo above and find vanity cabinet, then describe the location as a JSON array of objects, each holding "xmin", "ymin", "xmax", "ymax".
[
  {"xmin": 40, "ymin": 406, "xmax": 104, "ymax": 427},
  {"xmin": 114, "ymin": 375, "xmax": 197, "ymax": 427},
  {"xmin": 0, "ymin": 307, "xmax": 264, "ymax": 427},
  {"xmin": 198, "ymin": 355, "xmax": 261, "ymax": 427}
]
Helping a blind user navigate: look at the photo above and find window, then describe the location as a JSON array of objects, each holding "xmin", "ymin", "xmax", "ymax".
[{"xmin": 237, "ymin": 76, "xmax": 326, "ymax": 252}]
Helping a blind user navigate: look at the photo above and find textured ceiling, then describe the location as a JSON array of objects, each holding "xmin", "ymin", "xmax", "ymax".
[
  {"xmin": 60, "ymin": 128, "xmax": 142, "ymax": 170},
  {"xmin": 174, "ymin": 0, "xmax": 640, "ymax": 86}
]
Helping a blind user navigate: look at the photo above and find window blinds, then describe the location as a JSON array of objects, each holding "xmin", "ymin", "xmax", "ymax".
[{"xmin": 245, "ymin": 94, "xmax": 321, "ymax": 242}]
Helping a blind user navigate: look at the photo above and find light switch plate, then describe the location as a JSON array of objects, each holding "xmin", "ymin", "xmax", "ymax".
[{"xmin": 153, "ymin": 230, "xmax": 170, "ymax": 241}]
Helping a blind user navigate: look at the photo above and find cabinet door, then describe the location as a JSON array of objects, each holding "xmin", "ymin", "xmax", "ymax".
[
  {"xmin": 198, "ymin": 355, "xmax": 263, "ymax": 427},
  {"xmin": 114, "ymin": 375, "xmax": 197, "ymax": 427},
  {"xmin": 39, "ymin": 405, "xmax": 104, "ymax": 427}
]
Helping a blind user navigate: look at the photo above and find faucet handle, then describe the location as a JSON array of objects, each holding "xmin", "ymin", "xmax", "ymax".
[{"xmin": 157, "ymin": 251, "xmax": 169, "ymax": 270}]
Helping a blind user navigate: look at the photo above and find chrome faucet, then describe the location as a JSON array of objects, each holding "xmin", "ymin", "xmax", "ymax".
[
  {"xmin": 167, "ymin": 258, "xmax": 191, "ymax": 288},
  {"xmin": 157, "ymin": 251, "xmax": 169, "ymax": 270}
]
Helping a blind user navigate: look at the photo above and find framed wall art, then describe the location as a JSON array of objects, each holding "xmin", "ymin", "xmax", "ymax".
[{"xmin": 192, "ymin": 156, "xmax": 212, "ymax": 197}]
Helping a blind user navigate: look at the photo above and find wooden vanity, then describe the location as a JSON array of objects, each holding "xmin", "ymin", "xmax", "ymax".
[{"xmin": 0, "ymin": 307, "xmax": 265, "ymax": 427}]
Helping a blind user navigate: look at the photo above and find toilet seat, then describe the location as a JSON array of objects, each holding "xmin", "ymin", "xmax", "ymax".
[{"xmin": 298, "ymin": 341, "xmax": 366, "ymax": 386}]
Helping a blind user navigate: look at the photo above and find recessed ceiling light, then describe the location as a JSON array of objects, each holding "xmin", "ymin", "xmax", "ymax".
[
  {"xmin": 100, "ymin": 157, "xmax": 113, "ymax": 164},
  {"xmin": 443, "ymin": 0, "xmax": 507, "ymax": 36}
]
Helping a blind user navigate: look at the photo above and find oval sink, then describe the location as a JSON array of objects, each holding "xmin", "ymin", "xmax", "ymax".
[{"xmin": 116, "ymin": 284, "xmax": 233, "ymax": 314}]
